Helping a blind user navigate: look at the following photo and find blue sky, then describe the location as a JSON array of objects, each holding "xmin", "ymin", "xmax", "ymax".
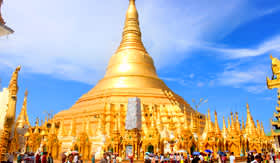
[{"xmin": 1, "ymin": 0, "xmax": 280, "ymax": 132}]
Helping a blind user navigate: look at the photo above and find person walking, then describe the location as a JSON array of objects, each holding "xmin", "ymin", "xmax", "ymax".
[
  {"xmin": 47, "ymin": 153, "xmax": 54, "ymax": 163},
  {"xmin": 229, "ymin": 152, "xmax": 235, "ymax": 163}
]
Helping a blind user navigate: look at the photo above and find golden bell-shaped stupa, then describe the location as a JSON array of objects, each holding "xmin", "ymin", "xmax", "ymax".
[{"xmin": 54, "ymin": 0, "xmax": 204, "ymax": 155}]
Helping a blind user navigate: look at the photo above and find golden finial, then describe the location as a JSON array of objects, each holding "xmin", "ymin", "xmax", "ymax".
[
  {"xmin": 117, "ymin": 0, "xmax": 146, "ymax": 53},
  {"xmin": 246, "ymin": 103, "xmax": 250, "ymax": 113},
  {"xmin": 24, "ymin": 89, "xmax": 28, "ymax": 97}
]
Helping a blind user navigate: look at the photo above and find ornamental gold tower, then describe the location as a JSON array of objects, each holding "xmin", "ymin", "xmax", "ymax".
[{"xmin": 53, "ymin": 0, "xmax": 205, "ymax": 159}]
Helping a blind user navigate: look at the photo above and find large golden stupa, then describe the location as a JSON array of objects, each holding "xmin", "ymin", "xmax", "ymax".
[
  {"xmin": 0, "ymin": 0, "xmax": 273, "ymax": 160},
  {"xmin": 53, "ymin": 0, "xmax": 205, "ymax": 158}
]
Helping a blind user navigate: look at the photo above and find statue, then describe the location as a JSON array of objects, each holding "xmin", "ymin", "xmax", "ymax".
[{"xmin": 270, "ymin": 55, "xmax": 280, "ymax": 80}]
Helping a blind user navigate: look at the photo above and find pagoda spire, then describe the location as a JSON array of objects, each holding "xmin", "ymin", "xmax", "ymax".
[
  {"xmin": 16, "ymin": 89, "xmax": 30, "ymax": 128},
  {"xmin": 222, "ymin": 116, "xmax": 227, "ymax": 138},
  {"xmin": 227, "ymin": 117, "xmax": 231, "ymax": 133},
  {"xmin": 6, "ymin": 66, "xmax": 21, "ymax": 127},
  {"xmin": 207, "ymin": 109, "xmax": 213, "ymax": 132},
  {"xmin": 261, "ymin": 122, "xmax": 265, "ymax": 136},
  {"xmin": 245, "ymin": 103, "xmax": 257, "ymax": 135},
  {"xmin": 256, "ymin": 120, "xmax": 261, "ymax": 136},
  {"xmin": 117, "ymin": 0, "xmax": 146, "ymax": 53},
  {"xmin": 214, "ymin": 111, "xmax": 221, "ymax": 135},
  {"xmin": 230, "ymin": 112, "xmax": 236, "ymax": 132},
  {"xmin": 235, "ymin": 112, "xmax": 241, "ymax": 134},
  {"xmin": 241, "ymin": 116, "xmax": 245, "ymax": 131}
]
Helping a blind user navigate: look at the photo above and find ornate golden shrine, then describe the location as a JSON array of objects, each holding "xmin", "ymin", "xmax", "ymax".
[{"xmin": 267, "ymin": 55, "xmax": 280, "ymax": 151}]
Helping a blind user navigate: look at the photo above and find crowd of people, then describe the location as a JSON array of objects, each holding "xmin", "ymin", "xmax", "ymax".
[
  {"xmin": 5, "ymin": 152, "xmax": 54, "ymax": 163},
  {"xmin": 4, "ymin": 150, "xmax": 280, "ymax": 163},
  {"xmin": 142, "ymin": 151, "xmax": 280, "ymax": 163}
]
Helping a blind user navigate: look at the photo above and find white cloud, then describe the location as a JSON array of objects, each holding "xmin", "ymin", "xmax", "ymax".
[
  {"xmin": 214, "ymin": 64, "xmax": 269, "ymax": 93},
  {"xmin": 0, "ymin": 0, "xmax": 279, "ymax": 83},
  {"xmin": 208, "ymin": 35, "xmax": 280, "ymax": 59}
]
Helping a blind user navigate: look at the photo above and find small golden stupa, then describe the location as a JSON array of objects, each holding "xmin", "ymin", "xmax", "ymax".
[{"xmin": 53, "ymin": 0, "xmax": 205, "ymax": 159}]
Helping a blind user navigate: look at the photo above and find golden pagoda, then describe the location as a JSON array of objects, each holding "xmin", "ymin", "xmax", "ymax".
[
  {"xmin": 52, "ymin": 0, "xmax": 204, "ymax": 159},
  {"xmin": 0, "ymin": 66, "xmax": 20, "ymax": 161},
  {"xmin": 8, "ymin": 0, "xmax": 272, "ymax": 160},
  {"xmin": 0, "ymin": 0, "xmax": 14, "ymax": 37},
  {"xmin": 267, "ymin": 55, "xmax": 280, "ymax": 151}
]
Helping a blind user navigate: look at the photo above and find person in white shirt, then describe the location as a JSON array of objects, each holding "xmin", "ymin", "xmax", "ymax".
[
  {"xmin": 199, "ymin": 154, "xmax": 204, "ymax": 162},
  {"xmin": 229, "ymin": 152, "xmax": 235, "ymax": 163}
]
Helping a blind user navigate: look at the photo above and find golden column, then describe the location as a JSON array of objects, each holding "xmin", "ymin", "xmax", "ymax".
[{"xmin": 0, "ymin": 66, "xmax": 20, "ymax": 161}]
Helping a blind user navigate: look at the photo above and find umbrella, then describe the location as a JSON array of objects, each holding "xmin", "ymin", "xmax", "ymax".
[
  {"xmin": 193, "ymin": 152, "xmax": 200, "ymax": 155},
  {"xmin": 205, "ymin": 149, "xmax": 212, "ymax": 153},
  {"xmin": 249, "ymin": 150, "xmax": 256, "ymax": 153},
  {"xmin": 145, "ymin": 152, "xmax": 150, "ymax": 155}
]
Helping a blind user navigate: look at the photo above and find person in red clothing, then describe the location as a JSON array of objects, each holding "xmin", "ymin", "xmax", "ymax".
[
  {"xmin": 35, "ymin": 153, "xmax": 41, "ymax": 163},
  {"xmin": 128, "ymin": 153, "xmax": 134, "ymax": 163},
  {"xmin": 42, "ymin": 152, "xmax": 48, "ymax": 163}
]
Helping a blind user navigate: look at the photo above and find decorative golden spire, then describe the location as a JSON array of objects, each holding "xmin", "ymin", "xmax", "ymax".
[
  {"xmin": 261, "ymin": 122, "xmax": 265, "ymax": 136},
  {"xmin": 214, "ymin": 111, "xmax": 221, "ymax": 135},
  {"xmin": 230, "ymin": 112, "xmax": 236, "ymax": 132},
  {"xmin": 207, "ymin": 109, "xmax": 213, "ymax": 132},
  {"xmin": 241, "ymin": 116, "xmax": 245, "ymax": 131},
  {"xmin": 6, "ymin": 66, "xmax": 21, "ymax": 127},
  {"xmin": 222, "ymin": 116, "xmax": 227, "ymax": 138},
  {"xmin": 117, "ymin": 0, "xmax": 146, "ymax": 53},
  {"xmin": 16, "ymin": 89, "xmax": 30, "ymax": 128},
  {"xmin": 227, "ymin": 117, "xmax": 231, "ymax": 133},
  {"xmin": 245, "ymin": 103, "xmax": 257, "ymax": 135},
  {"xmin": 256, "ymin": 120, "xmax": 261, "ymax": 136},
  {"xmin": 235, "ymin": 112, "xmax": 240, "ymax": 134},
  {"xmin": 8, "ymin": 66, "xmax": 20, "ymax": 97}
]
